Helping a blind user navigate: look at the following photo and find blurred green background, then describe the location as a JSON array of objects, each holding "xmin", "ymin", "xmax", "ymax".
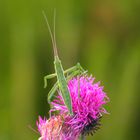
[{"xmin": 0, "ymin": 0, "xmax": 140, "ymax": 140}]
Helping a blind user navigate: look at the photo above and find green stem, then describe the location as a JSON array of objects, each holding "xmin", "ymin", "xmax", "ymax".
[{"xmin": 80, "ymin": 135, "xmax": 85, "ymax": 140}]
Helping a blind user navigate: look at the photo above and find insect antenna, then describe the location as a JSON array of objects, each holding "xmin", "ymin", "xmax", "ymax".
[
  {"xmin": 42, "ymin": 10, "xmax": 58, "ymax": 57},
  {"xmin": 53, "ymin": 9, "xmax": 57, "ymax": 53}
]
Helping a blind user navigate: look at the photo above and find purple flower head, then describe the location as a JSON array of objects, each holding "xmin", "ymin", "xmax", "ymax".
[
  {"xmin": 36, "ymin": 114, "xmax": 79, "ymax": 140},
  {"xmin": 51, "ymin": 75, "xmax": 109, "ymax": 136}
]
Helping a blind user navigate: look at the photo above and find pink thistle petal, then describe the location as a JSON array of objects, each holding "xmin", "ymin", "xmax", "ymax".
[
  {"xmin": 36, "ymin": 115, "xmax": 79, "ymax": 140},
  {"xmin": 51, "ymin": 75, "xmax": 109, "ymax": 136}
]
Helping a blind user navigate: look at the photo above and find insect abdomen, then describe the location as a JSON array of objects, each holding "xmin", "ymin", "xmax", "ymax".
[{"xmin": 54, "ymin": 56, "xmax": 73, "ymax": 115}]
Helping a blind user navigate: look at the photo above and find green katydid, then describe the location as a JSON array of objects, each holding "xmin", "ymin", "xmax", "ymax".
[{"xmin": 43, "ymin": 11, "xmax": 86, "ymax": 115}]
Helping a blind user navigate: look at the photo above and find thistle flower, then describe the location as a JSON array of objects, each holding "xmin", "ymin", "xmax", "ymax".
[
  {"xmin": 51, "ymin": 75, "xmax": 109, "ymax": 137},
  {"xmin": 36, "ymin": 114, "xmax": 79, "ymax": 140}
]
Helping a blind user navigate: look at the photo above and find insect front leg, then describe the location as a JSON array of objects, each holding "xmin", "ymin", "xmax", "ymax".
[{"xmin": 44, "ymin": 73, "xmax": 57, "ymax": 88}]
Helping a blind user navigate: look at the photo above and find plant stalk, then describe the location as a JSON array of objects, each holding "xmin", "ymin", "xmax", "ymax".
[{"xmin": 80, "ymin": 135, "xmax": 85, "ymax": 140}]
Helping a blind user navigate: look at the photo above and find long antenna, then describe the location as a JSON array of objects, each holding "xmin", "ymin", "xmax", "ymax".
[
  {"xmin": 54, "ymin": 9, "xmax": 57, "ymax": 52},
  {"xmin": 42, "ymin": 10, "xmax": 58, "ymax": 57}
]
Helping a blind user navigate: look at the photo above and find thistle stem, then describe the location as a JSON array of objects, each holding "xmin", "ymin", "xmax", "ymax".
[{"xmin": 80, "ymin": 135, "xmax": 86, "ymax": 140}]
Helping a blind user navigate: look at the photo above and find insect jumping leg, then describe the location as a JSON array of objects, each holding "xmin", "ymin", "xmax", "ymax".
[{"xmin": 47, "ymin": 82, "xmax": 58, "ymax": 103}]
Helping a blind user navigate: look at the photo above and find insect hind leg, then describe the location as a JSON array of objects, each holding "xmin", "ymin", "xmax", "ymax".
[{"xmin": 47, "ymin": 81, "xmax": 59, "ymax": 103}]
